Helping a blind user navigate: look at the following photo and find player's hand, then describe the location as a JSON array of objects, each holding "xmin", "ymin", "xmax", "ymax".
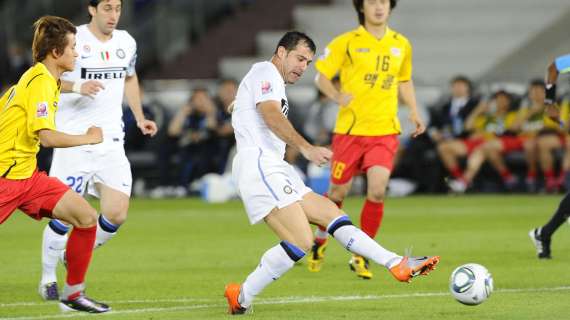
[
  {"xmin": 85, "ymin": 126, "xmax": 103, "ymax": 144},
  {"xmin": 409, "ymin": 112, "xmax": 426, "ymax": 138},
  {"xmin": 137, "ymin": 119, "xmax": 158, "ymax": 137},
  {"xmin": 546, "ymin": 103, "xmax": 562, "ymax": 125},
  {"xmin": 80, "ymin": 80, "xmax": 105, "ymax": 98},
  {"xmin": 335, "ymin": 93, "xmax": 353, "ymax": 107},
  {"xmin": 301, "ymin": 145, "xmax": 332, "ymax": 166}
]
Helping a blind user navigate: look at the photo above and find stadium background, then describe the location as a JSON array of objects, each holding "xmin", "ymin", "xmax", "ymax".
[
  {"xmin": 2, "ymin": 0, "xmax": 570, "ymax": 198},
  {"xmin": 1, "ymin": 1, "xmax": 570, "ymax": 319}
]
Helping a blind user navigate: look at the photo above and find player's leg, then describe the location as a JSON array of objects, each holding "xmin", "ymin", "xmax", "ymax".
[
  {"xmin": 484, "ymin": 137, "xmax": 519, "ymax": 189},
  {"xmin": 95, "ymin": 183, "xmax": 129, "ymax": 248},
  {"xmin": 226, "ymin": 203, "xmax": 312, "ymax": 314},
  {"xmin": 530, "ymin": 192, "xmax": 570, "ymax": 259},
  {"xmin": 301, "ymin": 192, "xmax": 439, "ymax": 282},
  {"xmin": 537, "ymin": 134, "xmax": 563, "ymax": 192},
  {"xmin": 561, "ymin": 137, "xmax": 570, "ymax": 189},
  {"xmin": 462, "ymin": 146, "xmax": 486, "ymax": 186},
  {"xmin": 90, "ymin": 150, "xmax": 132, "ymax": 248},
  {"xmin": 40, "ymin": 148, "xmax": 89, "ymax": 299},
  {"xmin": 437, "ymin": 139, "xmax": 468, "ymax": 183},
  {"xmin": 51, "ymin": 190, "xmax": 110, "ymax": 313},
  {"xmin": 523, "ymin": 137, "xmax": 538, "ymax": 192},
  {"xmin": 308, "ymin": 133, "xmax": 360, "ymax": 272}
]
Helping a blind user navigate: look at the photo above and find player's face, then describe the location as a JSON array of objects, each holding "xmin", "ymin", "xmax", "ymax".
[
  {"xmin": 495, "ymin": 94, "xmax": 510, "ymax": 113},
  {"xmin": 451, "ymin": 81, "xmax": 469, "ymax": 98},
  {"xmin": 57, "ymin": 33, "xmax": 78, "ymax": 72},
  {"xmin": 529, "ymin": 85, "xmax": 545, "ymax": 104},
  {"xmin": 281, "ymin": 44, "xmax": 314, "ymax": 84},
  {"xmin": 362, "ymin": 0, "xmax": 391, "ymax": 26},
  {"xmin": 91, "ymin": 0, "xmax": 122, "ymax": 35}
]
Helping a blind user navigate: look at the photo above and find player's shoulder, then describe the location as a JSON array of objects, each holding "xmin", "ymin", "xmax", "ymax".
[
  {"xmin": 250, "ymin": 61, "xmax": 280, "ymax": 80},
  {"xmin": 387, "ymin": 27, "xmax": 411, "ymax": 46},
  {"xmin": 18, "ymin": 64, "xmax": 51, "ymax": 89},
  {"xmin": 113, "ymin": 29, "xmax": 137, "ymax": 46},
  {"xmin": 328, "ymin": 27, "xmax": 361, "ymax": 46}
]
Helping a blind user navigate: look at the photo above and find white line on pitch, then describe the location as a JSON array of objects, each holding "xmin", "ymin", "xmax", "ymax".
[{"xmin": 1, "ymin": 285, "xmax": 569, "ymax": 320}]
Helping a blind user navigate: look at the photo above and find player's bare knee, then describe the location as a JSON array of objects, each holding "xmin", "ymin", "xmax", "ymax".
[
  {"xmin": 104, "ymin": 209, "xmax": 128, "ymax": 225},
  {"xmin": 72, "ymin": 209, "xmax": 98, "ymax": 228},
  {"xmin": 328, "ymin": 186, "xmax": 348, "ymax": 202}
]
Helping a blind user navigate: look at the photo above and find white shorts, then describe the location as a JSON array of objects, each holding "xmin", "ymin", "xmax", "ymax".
[
  {"xmin": 232, "ymin": 148, "xmax": 312, "ymax": 224},
  {"xmin": 50, "ymin": 143, "xmax": 132, "ymax": 198}
]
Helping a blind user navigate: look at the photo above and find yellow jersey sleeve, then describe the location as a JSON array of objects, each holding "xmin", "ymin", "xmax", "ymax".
[
  {"xmin": 315, "ymin": 34, "xmax": 350, "ymax": 80},
  {"xmin": 399, "ymin": 40, "xmax": 412, "ymax": 82},
  {"xmin": 25, "ymin": 75, "xmax": 57, "ymax": 136}
]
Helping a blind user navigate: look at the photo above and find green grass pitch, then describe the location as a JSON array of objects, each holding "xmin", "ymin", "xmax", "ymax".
[{"xmin": 1, "ymin": 195, "xmax": 569, "ymax": 319}]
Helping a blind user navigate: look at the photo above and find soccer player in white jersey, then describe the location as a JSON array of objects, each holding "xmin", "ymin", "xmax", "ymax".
[
  {"xmin": 38, "ymin": 0, "xmax": 158, "ymax": 300},
  {"xmin": 224, "ymin": 31, "xmax": 440, "ymax": 314}
]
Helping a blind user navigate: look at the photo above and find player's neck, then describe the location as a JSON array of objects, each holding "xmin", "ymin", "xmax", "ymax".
[
  {"xmin": 40, "ymin": 59, "xmax": 64, "ymax": 80},
  {"xmin": 364, "ymin": 22, "xmax": 387, "ymax": 40},
  {"xmin": 88, "ymin": 23, "xmax": 113, "ymax": 42},
  {"xmin": 270, "ymin": 56, "xmax": 287, "ymax": 84}
]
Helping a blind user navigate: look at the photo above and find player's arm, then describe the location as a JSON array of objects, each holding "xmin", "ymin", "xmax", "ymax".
[
  {"xmin": 465, "ymin": 100, "xmax": 488, "ymax": 131},
  {"xmin": 399, "ymin": 80, "xmax": 425, "ymax": 138},
  {"xmin": 545, "ymin": 54, "xmax": 570, "ymax": 121},
  {"xmin": 125, "ymin": 73, "xmax": 157, "ymax": 136},
  {"xmin": 315, "ymin": 73, "xmax": 352, "ymax": 106},
  {"xmin": 38, "ymin": 127, "xmax": 103, "ymax": 148},
  {"xmin": 60, "ymin": 79, "xmax": 105, "ymax": 97},
  {"xmin": 258, "ymin": 100, "xmax": 331, "ymax": 166}
]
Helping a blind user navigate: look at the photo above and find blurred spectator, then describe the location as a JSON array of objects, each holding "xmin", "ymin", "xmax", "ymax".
[
  {"xmin": 213, "ymin": 78, "xmax": 237, "ymax": 173},
  {"xmin": 442, "ymin": 90, "xmax": 519, "ymax": 192},
  {"xmin": 151, "ymin": 87, "xmax": 220, "ymax": 197},
  {"xmin": 5, "ymin": 43, "xmax": 31, "ymax": 85},
  {"xmin": 303, "ymin": 77, "xmax": 340, "ymax": 146}
]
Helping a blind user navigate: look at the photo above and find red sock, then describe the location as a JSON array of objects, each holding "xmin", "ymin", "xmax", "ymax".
[
  {"xmin": 66, "ymin": 225, "xmax": 96, "ymax": 286},
  {"xmin": 527, "ymin": 170, "xmax": 536, "ymax": 179},
  {"xmin": 450, "ymin": 165, "xmax": 464, "ymax": 180},
  {"xmin": 360, "ymin": 200, "xmax": 384, "ymax": 238}
]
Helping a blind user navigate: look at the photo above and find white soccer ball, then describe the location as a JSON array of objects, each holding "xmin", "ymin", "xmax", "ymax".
[{"xmin": 449, "ymin": 263, "xmax": 493, "ymax": 305}]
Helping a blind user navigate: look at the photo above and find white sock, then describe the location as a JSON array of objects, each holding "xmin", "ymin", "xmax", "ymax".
[
  {"xmin": 241, "ymin": 241, "xmax": 305, "ymax": 307},
  {"xmin": 328, "ymin": 215, "xmax": 401, "ymax": 269},
  {"xmin": 41, "ymin": 221, "xmax": 69, "ymax": 285},
  {"xmin": 94, "ymin": 214, "xmax": 119, "ymax": 248}
]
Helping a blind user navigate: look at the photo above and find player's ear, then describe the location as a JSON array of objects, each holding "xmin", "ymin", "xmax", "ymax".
[
  {"xmin": 50, "ymin": 47, "xmax": 62, "ymax": 60},
  {"xmin": 277, "ymin": 46, "xmax": 286, "ymax": 59},
  {"xmin": 88, "ymin": 5, "xmax": 97, "ymax": 19}
]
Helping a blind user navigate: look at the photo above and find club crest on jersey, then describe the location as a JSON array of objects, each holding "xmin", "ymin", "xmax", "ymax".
[
  {"xmin": 116, "ymin": 48, "xmax": 126, "ymax": 59},
  {"xmin": 36, "ymin": 102, "xmax": 48, "ymax": 118},
  {"xmin": 356, "ymin": 48, "xmax": 370, "ymax": 53},
  {"xmin": 390, "ymin": 47, "xmax": 401, "ymax": 57},
  {"xmin": 261, "ymin": 81, "xmax": 272, "ymax": 95}
]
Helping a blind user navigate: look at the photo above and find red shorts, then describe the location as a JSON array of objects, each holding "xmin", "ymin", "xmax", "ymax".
[
  {"xmin": 330, "ymin": 134, "xmax": 399, "ymax": 184},
  {"xmin": 462, "ymin": 137, "xmax": 485, "ymax": 154},
  {"xmin": 0, "ymin": 170, "xmax": 69, "ymax": 224},
  {"xmin": 499, "ymin": 135, "xmax": 525, "ymax": 153}
]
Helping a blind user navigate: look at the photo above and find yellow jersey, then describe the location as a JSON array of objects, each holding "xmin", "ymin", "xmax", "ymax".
[
  {"xmin": 315, "ymin": 26, "xmax": 412, "ymax": 136},
  {"xmin": 0, "ymin": 63, "xmax": 60, "ymax": 179},
  {"xmin": 470, "ymin": 111, "xmax": 518, "ymax": 139},
  {"xmin": 518, "ymin": 103, "xmax": 569, "ymax": 137}
]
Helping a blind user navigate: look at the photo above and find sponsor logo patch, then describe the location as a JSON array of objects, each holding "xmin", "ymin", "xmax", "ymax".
[
  {"xmin": 36, "ymin": 102, "xmax": 48, "ymax": 118},
  {"xmin": 261, "ymin": 81, "xmax": 272, "ymax": 95},
  {"xmin": 283, "ymin": 185, "xmax": 293, "ymax": 194},
  {"xmin": 356, "ymin": 48, "xmax": 370, "ymax": 53},
  {"xmin": 116, "ymin": 48, "xmax": 126, "ymax": 59},
  {"xmin": 390, "ymin": 47, "xmax": 401, "ymax": 57}
]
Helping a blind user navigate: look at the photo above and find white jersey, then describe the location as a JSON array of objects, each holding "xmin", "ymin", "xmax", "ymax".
[
  {"xmin": 232, "ymin": 61, "xmax": 290, "ymax": 159},
  {"xmin": 58, "ymin": 24, "xmax": 137, "ymax": 142}
]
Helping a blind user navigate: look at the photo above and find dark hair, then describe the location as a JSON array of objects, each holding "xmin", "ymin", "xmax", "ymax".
[
  {"xmin": 274, "ymin": 31, "xmax": 316, "ymax": 55},
  {"xmin": 529, "ymin": 79, "xmax": 545, "ymax": 87},
  {"xmin": 88, "ymin": 0, "xmax": 122, "ymax": 20},
  {"xmin": 353, "ymin": 0, "xmax": 398, "ymax": 25},
  {"xmin": 451, "ymin": 75, "xmax": 473, "ymax": 93},
  {"xmin": 32, "ymin": 16, "xmax": 76, "ymax": 64}
]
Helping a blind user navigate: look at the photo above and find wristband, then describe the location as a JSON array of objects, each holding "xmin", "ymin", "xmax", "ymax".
[
  {"xmin": 72, "ymin": 80, "xmax": 84, "ymax": 94},
  {"xmin": 545, "ymin": 83, "xmax": 556, "ymax": 104}
]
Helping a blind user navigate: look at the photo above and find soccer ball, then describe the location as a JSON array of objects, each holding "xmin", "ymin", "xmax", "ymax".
[{"xmin": 449, "ymin": 263, "xmax": 493, "ymax": 305}]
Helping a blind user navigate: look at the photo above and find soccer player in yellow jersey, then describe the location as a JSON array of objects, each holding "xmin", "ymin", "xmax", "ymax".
[
  {"xmin": 0, "ymin": 16, "xmax": 109, "ymax": 313},
  {"xmin": 308, "ymin": 0, "xmax": 425, "ymax": 279}
]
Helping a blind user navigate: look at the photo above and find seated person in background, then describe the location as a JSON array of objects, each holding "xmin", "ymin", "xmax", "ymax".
[
  {"xmin": 443, "ymin": 90, "xmax": 519, "ymax": 192},
  {"xmin": 167, "ymin": 87, "xmax": 220, "ymax": 194},
  {"xmin": 511, "ymin": 80, "xmax": 564, "ymax": 192},
  {"xmin": 213, "ymin": 78, "xmax": 238, "ymax": 174},
  {"xmin": 428, "ymin": 75, "xmax": 479, "ymax": 187}
]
